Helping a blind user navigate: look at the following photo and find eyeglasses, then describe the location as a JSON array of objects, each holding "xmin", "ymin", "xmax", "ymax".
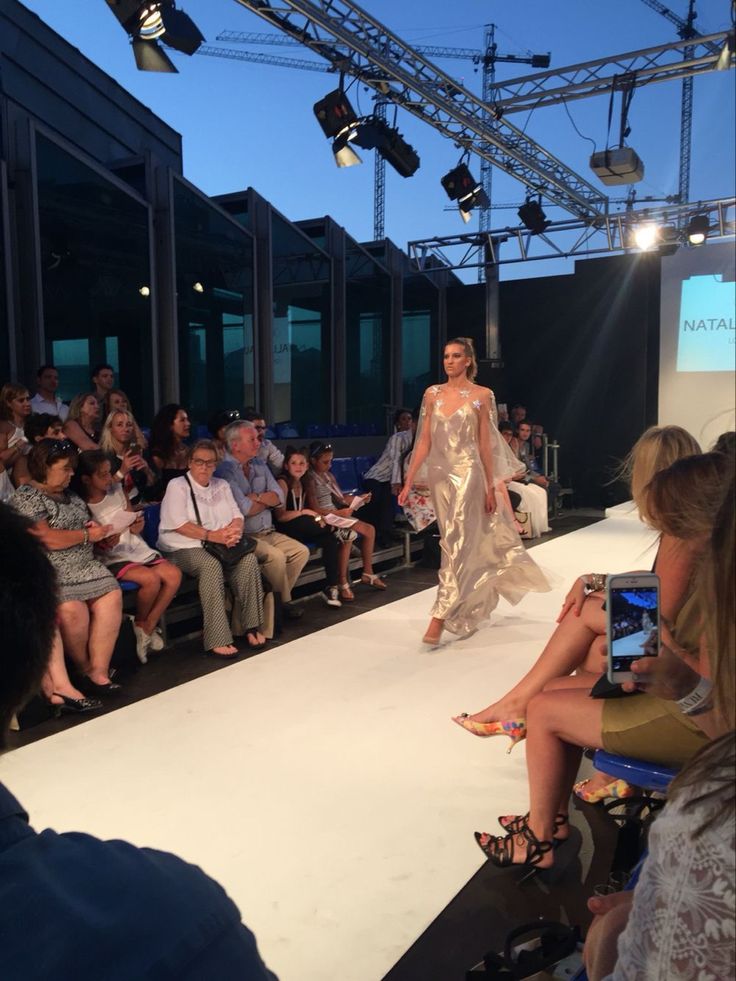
[{"xmin": 191, "ymin": 458, "xmax": 218, "ymax": 468}]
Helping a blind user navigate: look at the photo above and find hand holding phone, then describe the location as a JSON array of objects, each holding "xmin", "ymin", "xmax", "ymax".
[{"xmin": 606, "ymin": 572, "xmax": 660, "ymax": 684}]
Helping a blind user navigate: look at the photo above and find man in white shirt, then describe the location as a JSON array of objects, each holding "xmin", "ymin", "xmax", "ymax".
[
  {"xmin": 30, "ymin": 365, "xmax": 69, "ymax": 421},
  {"xmin": 243, "ymin": 411, "xmax": 284, "ymax": 478}
]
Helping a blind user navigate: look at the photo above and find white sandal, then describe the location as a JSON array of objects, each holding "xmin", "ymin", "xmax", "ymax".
[{"xmin": 361, "ymin": 573, "xmax": 387, "ymax": 590}]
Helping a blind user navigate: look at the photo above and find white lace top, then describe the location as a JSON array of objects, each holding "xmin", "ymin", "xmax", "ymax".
[{"xmin": 605, "ymin": 777, "xmax": 735, "ymax": 981}]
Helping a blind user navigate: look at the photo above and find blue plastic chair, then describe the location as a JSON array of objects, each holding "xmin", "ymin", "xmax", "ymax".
[
  {"xmin": 330, "ymin": 457, "xmax": 359, "ymax": 494},
  {"xmin": 593, "ymin": 750, "xmax": 679, "ymax": 793},
  {"xmin": 306, "ymin": 424, "xmax": 328, "ymax": 440},
  {"xmin": 142, "ymin": 503, "xmax": 161, "ymax": 550},
  {"xmin": 276, "ymin": 423, "xmax": 299, "ymax": 438},
  {"xmin": 120, "ymin": 580, "xmax": 139, "ymax": 592},
  {"xmin": 354, "ymin": 455, "xmax": 377, "ymax": 485}
]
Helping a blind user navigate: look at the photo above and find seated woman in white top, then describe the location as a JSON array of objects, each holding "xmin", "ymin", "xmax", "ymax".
[
  {"xmin": 0, "ymin": 382, "xmax": 32, "ymax": 501},
  {"xmin": 74, "ymin": 451, "xmax": 182, "ymax": 664},
  {"xmin": 158, "ymin": 440, "xmax": 267, "ymax": 657},
  {"xmin": 499, "ymin": 421, "xmax": 550, "ymax": 538}
]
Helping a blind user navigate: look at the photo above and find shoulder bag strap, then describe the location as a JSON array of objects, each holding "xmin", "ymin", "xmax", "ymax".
[{"xmin": 183, "ymin": 474, "xmax": 204, "ymax": 527}]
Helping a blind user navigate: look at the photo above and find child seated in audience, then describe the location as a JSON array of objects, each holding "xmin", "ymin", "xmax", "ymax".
[
  {"xmin": 305, "ymin": 441, "xmax": 386, "ymax": 600},
  {"xmin": 11, "ymin": 413, "xmax": 65, "ymax": 487},
  {"xmin": 74, "ymin": 450, "xmax": 182, "ymax": 662}
]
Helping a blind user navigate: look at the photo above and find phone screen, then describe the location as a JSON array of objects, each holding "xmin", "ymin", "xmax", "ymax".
[{"xmin": 609, "ymin": 585, "xmax": 659, "ymax": 673}]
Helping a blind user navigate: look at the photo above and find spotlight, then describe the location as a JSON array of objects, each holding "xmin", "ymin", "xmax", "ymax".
[
  {"xmin": 138, "ymin": 284, "xmax": 151, "ymax": 297},
  {"xmin": 632, "ymin": 222, "xmax": 659, "ymax": 251},
  {"xmin": 192, "ymin": 281, "xmax": 205, "ymax": 293},
  {"xmin": 313, "ymin": 89, "xmax": 362, "ymax": 168},
  {"xmin": 518, "ymin": 198, "xmax": 550, "ymax": 235},
  {"xmin": 686, "ymin": 214, "xmax": 709, "ymax": 246},
  {"xmin": 104, "ymin": 1, "xmax": 204, "ymax": 73},
  {"xmin": 658, "ymin": 224, "xmax": 680, "ymax": 257},
  {"xmin": 352, "ymin": 118, "xmax": 420, "ymax": 178},
  {"xmin": 441, "ymin": 163, "xmax": 489, "ymax": 223}
]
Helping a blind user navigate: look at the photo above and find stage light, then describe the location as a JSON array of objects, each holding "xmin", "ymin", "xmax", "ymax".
[
  {"xmin": 352, "ymin": 117, "xmax": 420, "ymax": 178},
  {"xmin": 192, "ymin": 281, "xmax": 205, "ymax": 293},
  {"xmin": 633, "ymin": 222, "xmax": 659, "ymax": 251},
  {"xmin": 686, "ymin": 214, "xmax": 709, "ymax": 246},
  {"xmin": 104, "ymin": 1, "xmax": 204, "ymax": 72},
  {"xmin": 441, "ymin": 163, "xmax": 489, "ymax": 223},
  {"xmin": 138, "ymin": 284, "xmax": 151, "ymax": 297},
  {"xmin": 518, "ymin": 198, "xmax": 550, "ymax": 235},
  {"xmin": 658, "ymin": 224, "xmax": 680, "ymax": 257},
  {"xmin": 313, "ymin": 89, "xmax": 363, "ymax": 168}
]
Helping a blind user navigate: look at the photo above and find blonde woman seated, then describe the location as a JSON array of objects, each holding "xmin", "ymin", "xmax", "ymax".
[
  {"xmin": 99, "ymin": 408, "xmax": 154, "ymax": 505},
  {"xmin": 63, "ymin": 392, "xmax": 101, "ymax": 450},
  {"xmin": 158, "ymin": 440, "xmax": 267, "ymax": 657},
  {"xmin": 0, "ymin": 382, "xmax": 32, "ymax": 501},
  {"xmin": 499, "ymin": 421, "xmax": 549, "ymax": 537}
]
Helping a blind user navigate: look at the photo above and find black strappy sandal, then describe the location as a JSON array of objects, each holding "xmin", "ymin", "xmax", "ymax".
[
  {"xmin": 474, "ymin": 825, "xmax": 556, "ymax": 883},
  {"xmin": 498, "ymin": 812, "xmax": 569, "ymax": 839}
]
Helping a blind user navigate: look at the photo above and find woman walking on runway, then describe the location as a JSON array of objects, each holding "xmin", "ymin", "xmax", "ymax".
[{"xmin": 398, "ymin": 337, "xmax": 550, "ymax": 646}]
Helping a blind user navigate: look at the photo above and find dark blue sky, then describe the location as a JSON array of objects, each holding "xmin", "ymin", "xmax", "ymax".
[{"xmin": 22, "ymin": 0, "xmax": 736, "ymax": 279}]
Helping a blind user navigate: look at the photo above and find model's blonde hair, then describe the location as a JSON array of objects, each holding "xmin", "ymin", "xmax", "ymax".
[
  {"xmin": 99, "ymin": 409, "xmax": 147, "ymax": 454},
  {"xmin": 446, "ymin": 336, "xmax": 478, "ymax": 382},
  {"xmin": 620, "ymin": 426, "xmax": 701, "ymax": 523}
]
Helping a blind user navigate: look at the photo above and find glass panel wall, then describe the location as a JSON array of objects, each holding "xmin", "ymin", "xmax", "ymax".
[
  {"xmin": 0, "ymin": 166, "xmax": 10, "ymax": 381},
  {"xmin": 402, "ymin": 273, "xmax": 439, "ymax": 409},
  {"xmin": 173, "ymin": 178, "xmax": 255, "ymax": 424},
  {"xmin": 345, "ymin": 239, "xmax": 390, "ymax": 429},
  {"xmin": 272, "ymin": 213, "xmax": 331, "ymax": 428},
  {"xmin": 35, "ymin": 133, "xmax": 153, "ymax": 418}
]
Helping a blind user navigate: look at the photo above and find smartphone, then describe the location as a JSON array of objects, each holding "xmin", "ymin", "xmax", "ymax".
[
  {"xmin": 128, "ymin": 442, "xmax": 141, "ymax": 456},
  {"xmin": 606, "ymin": 572, "xmax": 660, "ymax": 683}
]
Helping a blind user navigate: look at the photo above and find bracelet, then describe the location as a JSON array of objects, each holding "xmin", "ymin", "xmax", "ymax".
[
  {"xmin": 584, "ymin": 573, "xmax": 607, "ymax": 594},
  {"xmin": 82, "ymin": 528, "xmax": 89, "ymax": 546},
  {"xmin": 676, "ymin": 676, "xmax": 713, "ymax": 716}
]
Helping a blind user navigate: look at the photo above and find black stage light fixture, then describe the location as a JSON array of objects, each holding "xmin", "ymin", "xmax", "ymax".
[
  {"xmin": 441, "ymin": 163, "xmax": 489, "ymax": 223},
  {"xmin": 658, "ymin": 224, "xmax": 680, "ymax": 257},
  {"xmin": 104, "ymin": 1, "xmax": 204, "ymax": 72},
  {"xmin": 685, "ymin": 214, "xmax": 709, "ymax": 246},
  {"xmin": 313, "ymin": 89, "xmax": 362, "ymax": 167},
  {"xmin": 518, "ymin": 198, "xmax": 550, "ymax": 234},
  {"xmin": 352, "ymin": 117, "xmax": 420, "ymax": 178}
]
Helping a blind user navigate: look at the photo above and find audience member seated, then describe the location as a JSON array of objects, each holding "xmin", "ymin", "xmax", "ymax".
[
  {"xmin": 360, "ymin": 408, "xmax": 413, "ymax": 548},
  {"xmin": 99, "ymin": 408, "xmax": 155, "ymax": 505},
  {"xmin": 0, "ymin": 383, "xmax": 32, "ymax": 501},
  {"xmin": 10, "ymin": 439, "xmax": 123, "ymax": 695},
  {"xmin": 216, "ymin": 421, "xmax": 308, "ymax": 621},
  {"xmin": 75, "ymin": 450, "xmax": 182, "ymax": 663},
  {"xmin": 103, "ymin": 387, "xmax": 134, "ymax": 419},
  {"xmin": 243, "ymin": 409, "xmax": 284, "ymax": 478},
  {"xmin": 305, "ymin": 440, "xmax": 387, "ymax": 600},
  {"xmin": 158, "ymin": 439, "xmax": 267, "ymax": 656},
  {"xmin": 30, "ymin": 364, "xmax": 69, "ymax": 420},
  {"xmin": 454, "ymin": 425, "xmax": 702, "ymax": 753},
  {"xmin": 208, "ymin": 408, "xmax": 242, "ymax": 460},
  {"xmin": 11, "ymin": 413, "xmax": 64, "ymax": 487},
  {"xmin": 516, "ymin": 420, "xmax": 560, "ymax": 509},
  {"xmin": 582, "ymin": 467, "xmax": 734, "ymax": 981},
  {"xmin": 471, "ymin": 448, "xmax": 730, "ymax": 874},
  {"xmin": 150, "ymin": 403, "xmax": 191, "ymax": 492},
  {"xmin": 63, "ymin": 392, "xmax": 101, "ymax": 450},
  {"xmin": 274, "ymin": 447, "xmax": 347, "ymax": 609},
  {"xmin": 0, "ymin": 502, "xmax": 278, "ymax": 980},
  {"xmin": 499, "ymin": 420, "xmax": 550, "ymax": 538},
  {"xmin": 91, "ymin": 362, "xmax": 115, "ymax": 404},
  {"xmin": 509, "ymin": 402, "xmax": 527, "ymax": 427}
]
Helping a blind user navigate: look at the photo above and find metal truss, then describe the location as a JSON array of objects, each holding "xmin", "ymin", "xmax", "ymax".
[
  {"xmin": 408, "ymin": 198, "xmax": 736, "ymax": 270},
  {"xmin": 487, "ymin": 32, "xmax": 733, "ymax": 114},
  {"xmin": 231, "ymin": 0, "xmax": 608, "ymax": 219}
]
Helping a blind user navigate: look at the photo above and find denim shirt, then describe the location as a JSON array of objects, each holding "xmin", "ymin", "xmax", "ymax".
[{"xmin": 215, "ymin": 453, "xmax": 285, "ymax": 534}]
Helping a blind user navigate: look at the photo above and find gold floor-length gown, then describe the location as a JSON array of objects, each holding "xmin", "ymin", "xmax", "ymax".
[{"xmin": 426, "ymin": 394, "xmax": 551, "ymax": 635}]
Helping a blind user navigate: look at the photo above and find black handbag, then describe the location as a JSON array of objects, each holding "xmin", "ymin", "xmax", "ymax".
[{"xmin": 184, "ymin": 475, "xmax": 257, "ymax": 569}]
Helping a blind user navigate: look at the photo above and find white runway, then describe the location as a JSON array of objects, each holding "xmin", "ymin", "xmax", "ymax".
[{"xmin": 4, "ymin": 513, "xmax": 658, "ymax": 981}]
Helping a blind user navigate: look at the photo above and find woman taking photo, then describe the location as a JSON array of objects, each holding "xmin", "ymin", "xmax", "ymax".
[
  {"xmin": 158, "ymin": 440, "xmax": 267, "ymax": 656},
  {"xmin": 99, "ymin": 408, "xmax": 155, "ymax": 505},
  {"xmin": 274, "ymin": 447, "xmax": 345, "ymax": 608},
  {"xmin": 10, "ymin": 439, "xmax": 122, "ymax": 695},
  {"xmin": 398, "ymin": 337, "xmax": 550, "ymax": 645}
]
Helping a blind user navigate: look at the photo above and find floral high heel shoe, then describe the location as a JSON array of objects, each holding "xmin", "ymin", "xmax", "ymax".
[
  {"xmin": 573, "ymin": 777, "xmax": 637, "ymax": 804},
  {"xmin": 451, "ymin": 715, "xmax": 527, "ymax": 753}
]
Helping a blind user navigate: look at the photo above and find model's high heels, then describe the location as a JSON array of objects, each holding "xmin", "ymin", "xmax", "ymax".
[
  {"xmin": 451, "ymin": 715, "xmax": 527, "ymax": 753},
  {"xmin": 573, "ymin": 777, "xmax": 637, "ymax": 804},
  {"xmin": 48, "ymin": 693, "xmax": 103, "ymax": 717}
]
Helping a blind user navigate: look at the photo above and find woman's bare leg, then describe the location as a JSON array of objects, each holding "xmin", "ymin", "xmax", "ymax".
[
  {"xmin": 41, "ymin": 629, "xmax": 87, "ymax": 702},
  {"xmin": 465, "ymin": 595, "xmax": 606, "ymax": 723},
  {"xmin": 57, "ymin": 600, "xmax": 92, "ymax": 676},
  {"xmin": 86, "ymin": 589, "xmax": 123, "ymax": 684},
  {"xmin": 353, "ymin": 519, "xmax": 375, "ymax": 575}
]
